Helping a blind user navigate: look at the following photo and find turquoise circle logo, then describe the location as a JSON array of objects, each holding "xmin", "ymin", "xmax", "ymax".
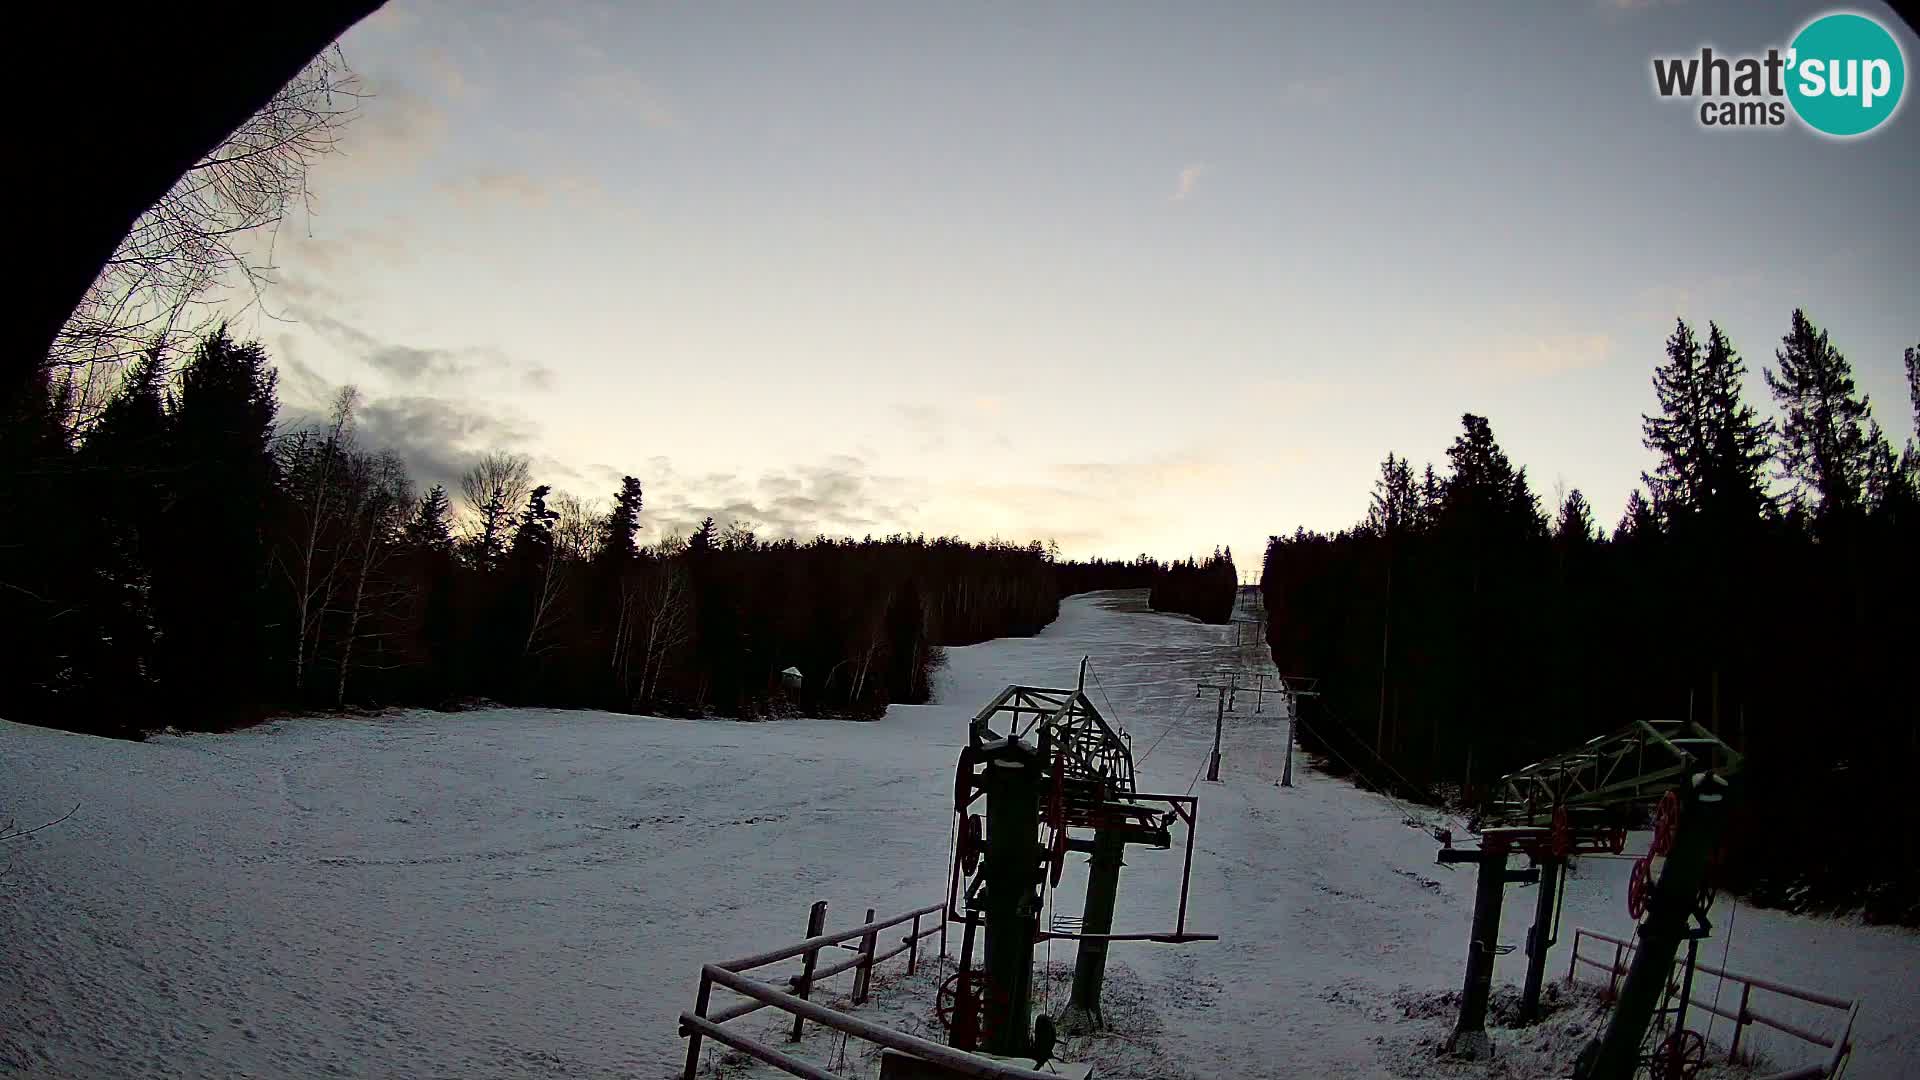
[{"xmin": 1787, "ymin": 12, "xmax": 1906, "ymax": 136}]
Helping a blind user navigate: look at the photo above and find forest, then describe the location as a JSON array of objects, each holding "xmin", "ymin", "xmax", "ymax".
[
  {"xmin": 1261, "ymin": 312, "xmax": 1920, "ymax": 923},
  {"xmin": 0, "ymin": 330, "xmax": 1077, "ymax": 733},
  {"xmin": 0, "ymin": 327, "xmax": 1253, "ymax": 737},
  {"xmin": 1055, "ymin": 550, "xmax": 1240, "ymax": 626}
]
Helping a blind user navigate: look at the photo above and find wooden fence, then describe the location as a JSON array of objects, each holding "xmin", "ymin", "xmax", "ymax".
[
  {"xmin": 1567, "ymin": 927, "xmax": 1860, "ymax": 1079},
  {"xmin": 679, "ymin": 899, "xmax": 1055, "ymax": 1080}
]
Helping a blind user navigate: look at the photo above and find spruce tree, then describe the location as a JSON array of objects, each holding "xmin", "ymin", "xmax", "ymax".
[
  {"xmin": 687, "ymin": 516, "xmax": 718, "ymax": 554},
  {"xmin": 1613, "ymin": 489, "xmax": 1659, "ymax": 542},
  {"xmin": 1765, "ymin": 310, "xmax": 1875, "ymax": 530},
  {"xmin": 1642, "ymin": 318, "xmax": 1709, "ymax": 521},
  {"xmin": 1554, "ymin": 489, "xmax": 1597, "ymax": 545},
  {"xmin": 599, "ymin": 476, "xmax": 643, "ymax": 562},
  {"xmin": 1366, "ymin": 453, "xmax": 1418, "ymax": 536},
  {"xmin": 150, "ymin": 326, "xmax": 281, "ymax": 716},
  {"xmin": 1697, "ymin": 323, "xmax": 1776, "ymax": 526},
  {"xmin": 1643, "ymin": 319, "xmax": 1773, "ymax": 530},
  {"xmin": 1440, "ymin": 414, "xmax": 1543, "ymax": 539},
  {"xmin": 1904, "ymin": 345, "xmax": 1919, "ymax": 484},
  {"xmin": 511, "ymin": 485, "xmax": 559, "ymax": 557},
  {"xmin": 404, "ymin": 485, "xmax": 456, "ymax": 553}
]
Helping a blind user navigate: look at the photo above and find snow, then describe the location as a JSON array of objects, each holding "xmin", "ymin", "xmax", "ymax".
[{"xmin": 2, "ymin": 590, "xmax": 1915, "ymax": 1079}]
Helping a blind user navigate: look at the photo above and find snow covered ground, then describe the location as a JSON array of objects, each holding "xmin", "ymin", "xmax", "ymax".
[{"xmin": 2, "ymin": 590, "xmax": 1914, "ymax": 1079}]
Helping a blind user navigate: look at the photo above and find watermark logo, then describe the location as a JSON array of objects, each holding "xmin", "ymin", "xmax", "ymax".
[{"xmin": 1651, "ymin": 10, "xmax": 1906, "ymax": 137}]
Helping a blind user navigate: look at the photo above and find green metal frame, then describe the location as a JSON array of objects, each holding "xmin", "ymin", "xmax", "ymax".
[{"xmin": 1485, "ymin": 720, "xmax": 1743, "ymax": 829}]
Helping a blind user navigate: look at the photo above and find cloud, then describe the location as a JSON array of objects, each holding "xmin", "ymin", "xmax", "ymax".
[
  {"xmin": 438, "ymin": 172, "xmax": 553, "ymax": 209},
  {"xmin": 433, "ymin": 170, "xmax": 609, "ymax": 214},
  {"xmin": 351, "ymin": 395, "xmax": 541, "ymax": 497},
  {"xmin": 322, "ymin": 79, "xmax": 446, "ymax": 179},
  {"xmin": 1474, "ymin": 333, "xmax": 1616, "ymax": 378},
  {"xmin": 619, "ymin": 457, "xmax": 922, "ymax": 543},
  {"xmin": 572, "ymin": 71, "xmax": 676, "ymax": 130},
  {"xmin": 291, "ymin": 309, "xmax": 535, "ymax": 389},
  {"xmin": 1172, "ymin": 163, "xmax": 1209, "ymax": 202}
]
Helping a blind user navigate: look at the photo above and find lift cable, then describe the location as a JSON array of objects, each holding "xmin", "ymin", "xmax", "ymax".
[
  {"xmin": 1705, "ymin": 896, "xmax": 1740, "ymax": 1047},
  {"xmin": 1298, "ymin": 692, "xmax": 1471, "ymax": 837}
]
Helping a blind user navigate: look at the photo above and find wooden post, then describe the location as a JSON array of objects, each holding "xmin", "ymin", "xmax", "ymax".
[
  {"xmin": 907, "ymin": 912, "xmax": 921, "ymax": 975},
  {"xmin": 1607, "ymin": 942, "xmax": 1624, "ymax": 1000},
  {"xmin": 790, "ymin": 900, "xmax": 828, "ymax": 1042},
  {"xmin": 682, "ymin": 969, "xmax": 713, "ymax": 1080},
  {"xmin": 853, "ymin": 907, "xmax": 878, "ymax": 1004},
  {"xmin": 1729, "ymin": 983, "xmax": 1752, "ymax": 1062}
]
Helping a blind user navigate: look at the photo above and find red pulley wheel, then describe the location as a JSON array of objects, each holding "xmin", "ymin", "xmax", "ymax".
[
  {"xmin": 959, "ymin": 814, "xmax": 983, "ymax": 875},
  {"xmin": 1648, "ymin": 1028, "xmax": 1707, "ymax": 1080},
  {"xmin": 1627, "ymin": 856, "xmax": 1652, "ymax": 920},
  {"xmin": 937, "ymin": 970, "xmax": 991, "ymax": 1048},
  {"xmin": 953, "ymin": 746, "xmax": 977, "ymax": 815},
  {"xmin": 1651, "ymin": 790, "xmax": 1680, "ymax": 857}
]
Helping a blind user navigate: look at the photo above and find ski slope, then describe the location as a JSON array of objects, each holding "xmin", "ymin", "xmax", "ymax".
[{"xmin": 2, "ymin": 591, "xmax": 1914, "ymax": 1079}]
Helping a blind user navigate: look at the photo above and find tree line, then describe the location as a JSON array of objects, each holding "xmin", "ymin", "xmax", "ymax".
[
  {"xmin": 1262, "ymin": 311, "xmax": 1919, "ymax": 924},
  {"xmin": 1148, "ymin": 549, "xmax": 1239, "ymax": 624},
  {"xmin": 0, "ymin": 329, "xmax": 1071, "ymax": 734},
  {"xmin": 1055, "ymin": 550, "xmax": 1240, "ymax": 625}
]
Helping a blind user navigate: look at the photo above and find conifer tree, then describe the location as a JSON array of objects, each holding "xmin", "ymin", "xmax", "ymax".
[
  {"xmin": 150, "ymin": 326, "xmax": 280, "ymax": 713},
  {"xmin": 1643, "ymin": 319, "xmax": 1774, "ymax": 530},
  {"xmin": 1904, "ymin": 345, "xmax": 1919, "ymax": 483},
  {"xmin": 687, "ymin": 516, "xmax": 718, "ymax": 554},
  {"xmin": 404, "ymin": 485, "xmax": 456, "ymax": 553},
  {"xmin": 1554, "ymin": 489, "xmax": 1597, "ymax": 545},
  {"xmin": 1613, "ymin": 488, "xmax": 1659, "ymax": 542},
  {"xmin": 1367, "ymin": 453, "xmax": 1419, "ymax": 536},
  {"xmin": 600, "ymin": 476, "xmax": 644, "ymax": 562},
  {"xmin": 1765, "ymin": 310, "xmax": 1875, "ymax": 531},
  {"xmin": 1642, "ymin": 318, "xmax": 1709, "ymax": 521}
]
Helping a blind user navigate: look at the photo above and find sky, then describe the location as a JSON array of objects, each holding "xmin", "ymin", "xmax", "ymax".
[{"xmin": 237, "ymin": 0, "xmax": 1920, "ymax": 573}]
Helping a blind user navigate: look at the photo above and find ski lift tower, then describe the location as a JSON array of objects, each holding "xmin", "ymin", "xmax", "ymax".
[
  {"xmin": 1434, "ymin": 719, "xmax": 1742, "ymax": 1074},
  {"xmin": 943, "ymin": 662, "xmax": 1216, "ymax": 1056}
]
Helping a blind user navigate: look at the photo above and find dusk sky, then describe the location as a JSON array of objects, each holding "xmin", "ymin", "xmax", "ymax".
[{"xmin": 241, "ymin": 0, "xmax": 1920, "ymax": 571}]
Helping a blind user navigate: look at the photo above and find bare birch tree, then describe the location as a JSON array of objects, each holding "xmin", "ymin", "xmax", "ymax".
[
  {"xmin": 333, "ymin": 448, "xmax": 411, "ymax": 705},
  {"xmin": 53, "ymin": 46, "xmax": 363, "ymax": 427},
  {"xmin": 634, "ymin": 543, "xmax": 695, "ymax": 705},
  {"xmin": 276, "ymin": 386, "xmax": 359, "ymax": 695}
]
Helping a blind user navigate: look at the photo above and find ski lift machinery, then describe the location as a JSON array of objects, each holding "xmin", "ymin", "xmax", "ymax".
[{"xmin": 942, "ymin": 666, "xmax": 1217, "ymax": 1058}]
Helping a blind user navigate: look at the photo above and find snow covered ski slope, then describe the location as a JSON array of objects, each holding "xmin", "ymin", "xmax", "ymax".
[{"xmin": 2, "ymin": 591, "xmax": 1914, "ymax": 1079}]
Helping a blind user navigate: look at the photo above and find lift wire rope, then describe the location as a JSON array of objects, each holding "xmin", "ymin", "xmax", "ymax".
[
  {"xmin": 1296, "ymin": 693, "xmax": 1471, "ymax": 838},
  {"xmin": 1080, "ymin": 656, "xmax": 1205, "ymax": 768},
  {"xmin": 1290, "ymin": 706, "xmax": 1466, "ymax": 841},
  {"xmin": 1305, "ymin": 692, "xmax": 1450, "ymax": 812},
  {"xmin": 1704, "ymin": 896, "xmax": 1740, "ymax": 1048}
]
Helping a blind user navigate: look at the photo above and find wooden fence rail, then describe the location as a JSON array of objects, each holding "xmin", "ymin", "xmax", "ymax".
[
  {"xmin": 682, "ymin": 899, "xmax": 974, "ymax": 1080},
  {"xmin": 1567, "ymin": 927, "xmax": 1860, "ymax": 1079}
]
